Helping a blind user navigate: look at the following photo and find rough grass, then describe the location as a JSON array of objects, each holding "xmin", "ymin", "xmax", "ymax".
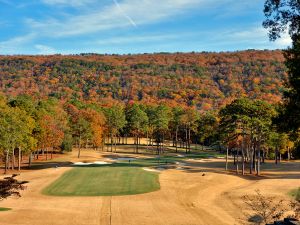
[
  {"xmin": 289, "ymin": 187, "xmax": 300, "ymax": 201},
  {"xmin": 0, "ymin": 207, "xmax": 11, "ymax": 211},
  {"xmin": 42, "ymin": 166, "xmax": 160, "ymax": 196}
]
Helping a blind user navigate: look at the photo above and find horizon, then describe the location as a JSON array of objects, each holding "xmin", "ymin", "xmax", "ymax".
[
  {"xmin": 0, "ymin": 0, "xmax": 292, "ymax": 55},
  {"xmin": 0, "ymin": 48, "xmax": 284, "ymax": 57}
]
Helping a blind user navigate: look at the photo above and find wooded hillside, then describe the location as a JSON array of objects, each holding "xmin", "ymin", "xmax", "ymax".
[{"xmin": 0, "ymin": 50, "xmax": 286, "ymax": 110}]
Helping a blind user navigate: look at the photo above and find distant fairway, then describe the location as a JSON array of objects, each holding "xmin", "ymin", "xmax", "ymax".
[
  {"xmin": 0, "ymin": 208, "xmax": 11, "ymax": 212},
  {"xmin": 43, "ymin": 166, "xmax": 160, "ymax": 196}
]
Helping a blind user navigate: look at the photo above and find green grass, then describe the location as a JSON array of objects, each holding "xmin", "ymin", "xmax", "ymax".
[
  {"xmin": 43, "ymin": 166, "xmax": 160, "ymax": 196},
  {"xmin": 289, "ymin": 187, "xmax": 300, "ymax": 201},
  {"xmin": 0, "ymin": 207, "xmax": 11, "ymax": 212}
]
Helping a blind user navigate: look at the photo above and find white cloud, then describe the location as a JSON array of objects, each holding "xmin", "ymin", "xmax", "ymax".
[
  {"xmin": 112, "ymin": 0, "xmax": 136, "ymax": 27},
  {"xmin": 29, "ymin": 0, "xmax": 204, "ymax": 37},
  {"xmin": 0, "ymin": 33, "xmax": 36, "ymax": 54},
  {"xmin": 94, "ymin": 33, "xmax": 178, "ymax": 45},
  {"xmin": 228, "ymin": 27, "xmax": 292, "ymax": 48},
  {"xmin": 35, "ymin": 44, "xmax": 57, "ymax": 54},
  {"xmin": 41, "ymin": 0, "xmax": 95, "ymax": 7}
]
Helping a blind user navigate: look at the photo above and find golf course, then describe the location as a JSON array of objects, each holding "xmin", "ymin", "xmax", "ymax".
[{"xmin": 0, "ymin": 145, "xmax": 299, "ymax": 225}]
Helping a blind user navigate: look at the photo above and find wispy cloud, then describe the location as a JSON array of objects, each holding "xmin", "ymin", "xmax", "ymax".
[
  {"xmin": 35, "ymin": 44, "xmax": 57, "ymax": 54},
  {"xmin": 0, "ymin": 33, "xmax": 36, "ymax": 54},
  {"xmin": 94, "ymin": 33, "xmax": 178, "ymax": 45},
  {"xmin": 27, "ymin": 0, "xmax": 203, "ymax": 37},
  {"xmin": 41, "ymin": 0, "xmax": 95, "ymax": 7},
  {"xmin": 112, "ymin": 0, "xmax": 136, "ymax": 27},
  {"xmin": 230, "ymin": 27, "xmax": 292, "ymax": 47}
]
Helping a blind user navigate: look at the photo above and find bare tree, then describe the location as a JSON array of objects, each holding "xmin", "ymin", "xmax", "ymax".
[{"xmin": 242, "ymin": 190, "xmax": 286, "ymax": 225}]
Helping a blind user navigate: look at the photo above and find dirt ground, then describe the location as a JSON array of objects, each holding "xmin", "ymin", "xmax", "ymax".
[{"xmin": 0, "ymin": 149, "xmax": 299, "ymax": 225}]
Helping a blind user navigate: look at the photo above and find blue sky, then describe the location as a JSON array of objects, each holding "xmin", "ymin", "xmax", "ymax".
[{"xmin": 0, "ymin": 0, "xmax": 292, "ymax": 55}]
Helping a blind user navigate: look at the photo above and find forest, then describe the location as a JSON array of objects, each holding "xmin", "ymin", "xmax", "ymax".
[{"xmin": 0, "ymin": 50, "xmax": 286, "ymax": 110}]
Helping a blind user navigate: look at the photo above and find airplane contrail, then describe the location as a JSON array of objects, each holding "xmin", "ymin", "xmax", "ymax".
[{"xmin": 112, "ymin": 0, "xmax": 137, "ymax": 27}]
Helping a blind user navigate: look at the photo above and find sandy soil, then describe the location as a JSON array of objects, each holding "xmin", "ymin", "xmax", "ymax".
[{"xmin": 0, "ymin": 150, "xmax": 299, "ymax": 225}]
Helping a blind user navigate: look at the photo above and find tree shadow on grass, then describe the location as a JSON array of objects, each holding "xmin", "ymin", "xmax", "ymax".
[
  {"xmin": 181, "ymin": 160, "xmax": 300, "ymax": 180},
  {"xmin": 20, "ymin": 161, "xmax": 74, "ymax": 170}
]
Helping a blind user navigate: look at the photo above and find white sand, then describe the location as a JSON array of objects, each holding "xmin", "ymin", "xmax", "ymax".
[
  {"xmin": 73, "ymin": 161, "xmax": 111, "ymax": 165},
  {"xmin": 142, "ymin": 168, "xmax": 160, "ymax": 172}
]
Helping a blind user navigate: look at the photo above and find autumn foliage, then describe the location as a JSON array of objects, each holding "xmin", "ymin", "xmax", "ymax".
[{"xmin": 0, "ymin": 50, "xmax": 286, "ymax": 110}]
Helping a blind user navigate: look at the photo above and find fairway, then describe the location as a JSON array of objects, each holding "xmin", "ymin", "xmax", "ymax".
[
  {"xmin": 43, "ymin": 166, "xmax": 160, "ymax": 196},
  {"xmin": 0, "ymin": 208, "xmax": 11, "ymax": 212}
]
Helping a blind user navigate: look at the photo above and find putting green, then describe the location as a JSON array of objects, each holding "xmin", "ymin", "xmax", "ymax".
[{"xmin": 43, "ymin": 166, "xmax": 160, "ymax": 196}]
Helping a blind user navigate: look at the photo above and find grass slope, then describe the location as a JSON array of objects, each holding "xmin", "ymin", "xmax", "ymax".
[{"xmin": 43, "ymin": 166, "xmax": 160, "ymax": 196}]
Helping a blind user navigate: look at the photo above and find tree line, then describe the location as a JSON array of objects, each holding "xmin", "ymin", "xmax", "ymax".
[{"xmin": 0, "ymin": 93, "xmax": 298, "ymax": 174}]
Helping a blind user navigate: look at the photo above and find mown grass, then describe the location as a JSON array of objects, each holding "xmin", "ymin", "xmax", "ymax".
[
  {"xmin": 0, "ymin": 207, "xmax": 11, "ymax": 212},
  {"xmin": 42, "ymin": 150, "xmax": 222, "ymax": 196},
  {"xmin": 43, "ymin": 166, "xmax": 160, "ymax": 196}
]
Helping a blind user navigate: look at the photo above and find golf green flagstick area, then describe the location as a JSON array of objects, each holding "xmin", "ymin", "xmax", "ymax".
[{"xmin": 42, "ymin": 166, "xmax": 160, "ymax": 196}]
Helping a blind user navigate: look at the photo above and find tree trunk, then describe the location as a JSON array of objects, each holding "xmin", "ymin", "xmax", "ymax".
[
  {"xmin": 250, "ymin": 150, "xmax": 253, "ymax": 174},
  {"xmin": 275, "ymin": 145, "xmax": 278, "ymax": 164},
  {"xmin": 114, "ymin": 135, "xmax": 117, "ymax": 153},
  {"xmin": 4, "ymin": 149, "xmax": 9, "ymax": 174},
  {"xmin": 188, "ymin": 126, "xmax": 191, "ymax": 153},
  {"xmin": 257, "ymin": 150, "xmax": 260, "ymax": 176},
  {"xmin": 225, "ymin": 146, "xmax": 229, "ymax": 171},
  {"xmin": 111, "ymin": 133, "xmax": 113, "ymax": 152},
  {"xmin": 78, "ymin": 136, "xmax": 81, "ymax": 158},
  {"xmin": 18, "ymin": 147, "xmax": 21, "ymax": 171},
  {"xmin": 236, "ymin": 149, "xmax": 239, "ymax": 174},
  {"xmin": 12, "ymin": 148, "xmax": 15, "ymax": 170},
  {"xmin": 279, "ymin": 153, "xmax": 282, "ymax": 162},
  {"xmin": 146, "ymin": 131, "xmax": 149, "ymax": 150},
  {"xmin": 28, "ymin": 152, "xmax": 32, "ymax": 168},
  {"xmin": 233, "ymin": 152, "xmax": 236, "ymax": 165}
]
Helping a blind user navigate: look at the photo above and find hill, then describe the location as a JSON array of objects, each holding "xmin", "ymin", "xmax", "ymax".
[{"xmin": 0, "ymin": 50, "xmax": 286, "ymax": 110}]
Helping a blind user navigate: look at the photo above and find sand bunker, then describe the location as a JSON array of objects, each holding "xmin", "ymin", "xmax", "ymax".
[
  {"xmin": 175, "ymin": 162, "xmax": 186, "ymax": 166},
  {"xmin": 73, "ymin": 161, "xmax": 111, "ymax": 166},
  {"xmin": 142, "ymin": 168, "xmax": 160, "ymax": 172}
]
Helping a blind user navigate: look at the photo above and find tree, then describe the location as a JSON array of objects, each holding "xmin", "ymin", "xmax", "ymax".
[
  {"xmin": 81, "ymin": 108, "xmax": 106, "ymax": 150},
  {"xmin": 242, "ymin": 190, "xmax": 286, "ymax": 225},
  {"xmin": 219, "ymin": 98, "xmax": 276, "ymax": 175},
  {"xmin": 263, "ymin": 0, "xmax": 300, "ymax": 132},
  {"xmin": 152, "ymin": 105, "xmax": 171, "ymax": 155},
  {"xmin": 170, "ymin": 107, "xmax": 185, "ymax": 152},
  {"xmin": 9, "ymin": 95, "xmax": 37, "ymax": 167},
  {"xmin": 0, "ymin": 106, "xmax": 35, "ymax": 173},
  {"xmin": 35, "ymin": 99, "xmax": 67, "ymax": 160},
  {"xmin": 180, "ymin": 108, "xmax": 199, "ymax": 153},
  {"xmin": 72, "ymin": 116, "xmax": 91, "ymax": 158},
  {"xmin": 125, "ymin": 104, "xmax": 148, "ymax": 153},
  {"xmin": 104, "ymin": 105, "xmax": 126, "ymax": 152},
  {"xmin": 197, "ymin": 112, "xmax": 219, "ymax": 148}
]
